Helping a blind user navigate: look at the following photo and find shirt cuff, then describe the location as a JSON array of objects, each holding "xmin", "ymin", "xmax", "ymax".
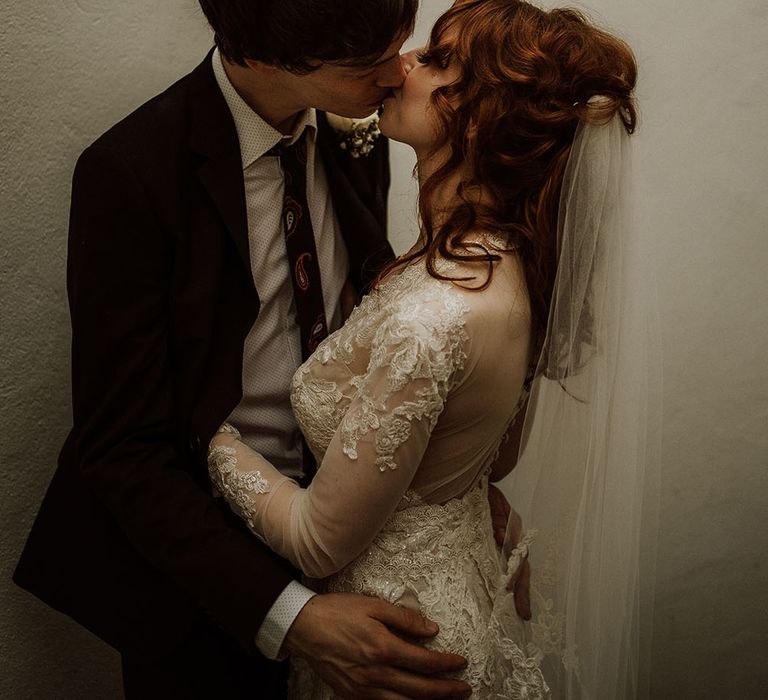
[{"xmin": 255, "ymin": 580, "xmax": 317, "ymax": 660}]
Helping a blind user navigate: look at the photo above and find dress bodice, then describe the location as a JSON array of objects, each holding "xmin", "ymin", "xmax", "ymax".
[
  {"xmin": 290, "ymin": 252, "xmax": 532, "ymax": 506},
  {"xmin": 209, "ymin": 247, "xmax": 532, "ymax": 577}
]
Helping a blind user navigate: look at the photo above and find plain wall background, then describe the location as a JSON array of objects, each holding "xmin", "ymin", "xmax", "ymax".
[{"xmin": 1, "ymin": 1, "xmax": 766, "ymax": 697}]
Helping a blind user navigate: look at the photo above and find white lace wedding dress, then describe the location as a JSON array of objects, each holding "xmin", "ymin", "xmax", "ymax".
[{"xmin": 208, "ymin": 243, "xmax": 551, "ymax": 698}]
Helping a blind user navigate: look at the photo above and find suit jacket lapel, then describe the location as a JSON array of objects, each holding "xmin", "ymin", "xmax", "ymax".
[
  {"xmin": 187, "ymin": 51, "xmax": 251, "ymax": 273},
  {"xmin": 183, "ymin": 60, "xmax": 393, "ymax": 290},
  {"xmin": 316, "ymin": 111, "xmax": 394, "ymax": 291}
]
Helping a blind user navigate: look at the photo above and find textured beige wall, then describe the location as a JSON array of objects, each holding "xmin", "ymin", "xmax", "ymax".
[
  {"xmin": 2, "ymin": 0, "xmax": 766, "ymax": 698},
  {"xmin": 609, "ymin": 3, "xmax": 768, "ymax": 695}
]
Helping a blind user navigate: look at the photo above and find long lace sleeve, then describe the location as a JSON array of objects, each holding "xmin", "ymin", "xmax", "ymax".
[
  {"xmin": 207, "ymin": 423, "xmax": 293, "ymax": 536},
  {"xmin": 208, "ymin": 307, "xmax": 468, "ymax": 578}
]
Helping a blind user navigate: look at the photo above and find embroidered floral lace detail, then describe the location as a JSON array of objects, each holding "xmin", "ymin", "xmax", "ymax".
[
  {"xmin": 504, "ymin": 530, "xmax": 537, "ymax": 584},
  {"xmin": 291, "ymin": 264, "xmax": 470, "ymax": 470},
  {"xmin": 208, "ymin": 437, "xmax": 271, "ymax": 532},
  {"xmin": 289, "ymin": 477, "xmax": 550, "ymax": 699},
  {"xmin": 484, "ymin": 618, "xmax": 551, "ymax": 700},
  {"xmin": 341, "ymin": 300, "xmax": 469, "ymax": 471},
  {"xmin": 526, "ymin": 536, "xmax": 576, "ymax": 669}
]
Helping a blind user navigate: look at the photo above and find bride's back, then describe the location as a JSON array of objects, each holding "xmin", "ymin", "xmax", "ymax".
[{"xmin": 407, "ymin": 245, "xmax": 532, "ymax": 503}]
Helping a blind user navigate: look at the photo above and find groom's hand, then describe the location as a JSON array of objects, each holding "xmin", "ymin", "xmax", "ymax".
[{"xmin": 283, "ymin": 593, "xmax": 471, "ymax": 699}]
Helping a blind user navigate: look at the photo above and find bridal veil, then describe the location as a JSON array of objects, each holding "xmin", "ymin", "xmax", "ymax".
[{"xmin": 497, "ymin": 107, "xmax": 662, "ymax": 699}]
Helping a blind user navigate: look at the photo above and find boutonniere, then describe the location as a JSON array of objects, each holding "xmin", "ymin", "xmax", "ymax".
[{"xmin": 325, "ymin": 112, "xmax": 381, "ymax": 158}]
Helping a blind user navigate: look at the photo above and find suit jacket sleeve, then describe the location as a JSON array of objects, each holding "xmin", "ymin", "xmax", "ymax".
[{"xmin": 66, "ymin": 142, "xmax": 295, "ymax": 650}]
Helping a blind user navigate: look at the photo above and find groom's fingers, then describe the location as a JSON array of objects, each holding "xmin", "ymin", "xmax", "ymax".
[
  {"xmin": 356, "ymin": 660, "xmax": 471, "ymax": 699},
  {"xmin": 371, "ymin": 600, "xmax": 443, "ymax": 641},
  {"xmin": 285, "ymin": 593, "xmax": 471, "ymax": 698},
  {"xmin": 370, "ymin": 668, "xmax": 471, "ymax": 699},
  {"xmin": 385, "ymin": 635, "xmax": 467, "ymax": 674},
  {"xmin": 372, "ymin": 602, "xmax": 465, "ymax": 669},
  {"xmin": 368, "ymin": 602, "xmax": 470, "ymax": 698}
]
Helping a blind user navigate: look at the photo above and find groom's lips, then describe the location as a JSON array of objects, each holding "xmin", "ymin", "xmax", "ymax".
[
  {"xmin": 379, "ymin": 90, "xmax": 396, "ymax": 112},
  {"xmin": 367, "ymin": 96, "xmax": 387, "ymax": 111}
]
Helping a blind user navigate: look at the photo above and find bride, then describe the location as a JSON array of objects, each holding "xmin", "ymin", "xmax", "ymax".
[{"xmin": 209, "ymin": 1, "xmax": 658, "ymax": 697}]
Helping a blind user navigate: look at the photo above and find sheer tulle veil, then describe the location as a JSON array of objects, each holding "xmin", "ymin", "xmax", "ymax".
[{"xmin": 496, "ymin": 106, "xmax": 662, "ymax": 699}]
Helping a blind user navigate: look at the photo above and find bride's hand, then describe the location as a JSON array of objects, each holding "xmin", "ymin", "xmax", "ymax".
[
  {"xmin": 488, "ymin": 483, "xmax": 511, "ymax": 548},
  {"xmin": 488, "ymin": 484, "xmax": 531, "ymax": 621}
]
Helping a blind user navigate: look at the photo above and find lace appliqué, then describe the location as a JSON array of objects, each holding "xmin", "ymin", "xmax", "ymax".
[
  {"xmin": 340, "ymin": 272, "xmax": 470, "ymax": 472},
  {"xmin": 208, "ymin": 424, "xmax": 271, "ymax": 531},
  {"xmin": 291, "ymin": 263, "xmax": 470, "ymax": 471},
  {"xmin": 494, "ymin": 528, "xmax": 576, "ymax": 680},
  {"xmin": 502, "ymin": 530, "xmax": 537, "ymax": 587},
  {"xmin": 484, "ymin": 618, "xmax": 551, "ymax": 700},
  {"xmin": 289, "ymin": 477, "xmax": 550, "ymax": 699},
  {"xmin": 527, "ymin": 536, "xmax": 577, "ymax": 670}
]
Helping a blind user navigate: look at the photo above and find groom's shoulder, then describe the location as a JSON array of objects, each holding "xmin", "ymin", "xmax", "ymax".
[{"xmin": 84, "ymin": 54, "xmax": 215, "ymax": 165}]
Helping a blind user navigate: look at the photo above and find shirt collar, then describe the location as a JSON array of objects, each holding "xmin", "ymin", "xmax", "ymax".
[{"xmin": 211, "ymin": 48, "xmax": 317, "ymax": 170}]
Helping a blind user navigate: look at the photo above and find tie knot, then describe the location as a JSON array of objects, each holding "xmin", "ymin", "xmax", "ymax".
[{"xmin": 267, "ymin": 129, "xmax": 308, "ymax": 165}]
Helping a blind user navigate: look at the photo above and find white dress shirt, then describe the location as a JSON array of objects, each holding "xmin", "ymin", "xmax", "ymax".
[{"xmin": 212, "ymin": 49, "xmax": 348, "ymax": 659}]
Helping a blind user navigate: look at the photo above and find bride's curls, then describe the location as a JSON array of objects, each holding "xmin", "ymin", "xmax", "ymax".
[{"xmin": 390, "ymin": 0, "xmax": 637, "ymax": 341}]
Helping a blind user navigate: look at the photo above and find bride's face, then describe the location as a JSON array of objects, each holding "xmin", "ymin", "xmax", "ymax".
[{"xmin": 378, "ymin": 39, "xmax": 460, "ymax": 156}]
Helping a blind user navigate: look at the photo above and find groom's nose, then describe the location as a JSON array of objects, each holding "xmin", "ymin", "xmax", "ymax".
[{"xmin": 375, "ymin": 54, "xmax": 408, "ymax": 89}]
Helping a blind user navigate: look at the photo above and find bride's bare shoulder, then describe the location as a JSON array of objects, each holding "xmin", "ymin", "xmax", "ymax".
[{"xmin": 443, "ymin": 236, "xmax": 530, "ymax": 328}]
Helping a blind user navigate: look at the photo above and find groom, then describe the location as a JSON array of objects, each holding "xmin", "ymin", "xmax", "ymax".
[{"xmin": 13, "ymin": 1, "xmax": 475, "ymax": 698}]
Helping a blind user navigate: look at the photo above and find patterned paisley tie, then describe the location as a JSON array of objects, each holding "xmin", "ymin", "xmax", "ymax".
[
  {"xmin": 271, "ymin": 129, "xmax": 327, "ymax": 483},
  {"xmin": 271, "ymin": 130, "xmax": 329, "ymax": 363}
]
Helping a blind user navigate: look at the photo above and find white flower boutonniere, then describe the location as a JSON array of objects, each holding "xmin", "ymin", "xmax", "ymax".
[{"xmin": 325, "ymin": 112, "xmax": 381, "ymax": 158}]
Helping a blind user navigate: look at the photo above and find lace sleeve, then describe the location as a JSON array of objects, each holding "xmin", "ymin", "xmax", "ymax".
[
  {"xmin": 208, "ymin": 307, "xmax": 469, "ymax": 579},
  {"xmin": 207, "ymin": 423, "xmax": 293, "ymax": 537},
  {"xmin": 341, "ymin": 308, "xmax": 468, "ymax": 472}
]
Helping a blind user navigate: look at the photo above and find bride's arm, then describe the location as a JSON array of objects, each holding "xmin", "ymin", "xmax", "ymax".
[{"xmin": 208, "ymin": 310, "xmax": 466, "ymax": 579}]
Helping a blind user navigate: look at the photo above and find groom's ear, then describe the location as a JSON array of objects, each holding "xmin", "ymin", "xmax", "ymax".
[{"xmin": 244, "ymin": 58, "xmax": 280, "ymax": 75}]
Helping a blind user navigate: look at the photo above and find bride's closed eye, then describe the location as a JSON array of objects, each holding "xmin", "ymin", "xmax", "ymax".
[
  {"xmin": 415, "ymin": 49, "xmax": 432, "ymax": 65},
  {"xmin": 415, "ymin": 47, "xmax": 451, "ymax": 70}
]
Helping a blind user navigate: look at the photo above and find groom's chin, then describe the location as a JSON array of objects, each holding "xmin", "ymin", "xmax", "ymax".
[
  {"xmin": 333, "ymin": 96, "xmax": 389, "ymax": 120},
  {"xmin": 338, "ymin": 106, "xmax": 381, "ymax": 119}
]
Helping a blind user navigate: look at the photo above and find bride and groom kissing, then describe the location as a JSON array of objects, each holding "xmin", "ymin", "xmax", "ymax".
[{"xmin": 15, "ymin": 0, "xmax": 652, "ymax": 698}]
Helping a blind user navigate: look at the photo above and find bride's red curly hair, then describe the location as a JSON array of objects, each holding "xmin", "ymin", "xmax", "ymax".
[{"xmin": 385, "ymin": 0, "xmax": 637, "ymax": 342}]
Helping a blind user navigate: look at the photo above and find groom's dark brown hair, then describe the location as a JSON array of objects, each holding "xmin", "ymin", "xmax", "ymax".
[{"xmin": 198, "ymin": 0, "xmax": 418, "ymax": 73}]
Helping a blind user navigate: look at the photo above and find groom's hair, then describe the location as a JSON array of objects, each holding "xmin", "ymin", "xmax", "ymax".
[{"xmin": 198, "ymin": 0, "xmax": 418, "ymax": 72}]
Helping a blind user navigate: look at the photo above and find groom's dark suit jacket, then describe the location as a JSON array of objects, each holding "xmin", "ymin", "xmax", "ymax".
[{"xmin": 13, "ymin": 52, "xmax": 394, "ymax": 660}]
